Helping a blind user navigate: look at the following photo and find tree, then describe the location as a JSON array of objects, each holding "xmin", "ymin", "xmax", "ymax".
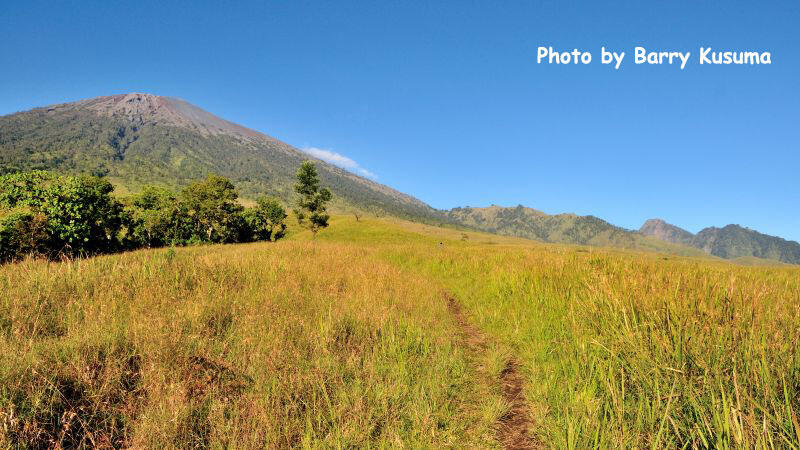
[
  {"xmin": 293, "ymin": 161, "xmax": 332, "ymax": 238},
  {"xmin": 179, "ymin": 175, "xmax": 244, "ymax": 243},
  {"xmin": 243, "ymin": 196, "xmax": 287, "ymax": 242},
  {"xmin": 122, "ymin": 186, "xmax": 180, "ymax": 248},
  {"xmin": 0, "ymin": 171, "xmax": 124, "ymax": 257}
]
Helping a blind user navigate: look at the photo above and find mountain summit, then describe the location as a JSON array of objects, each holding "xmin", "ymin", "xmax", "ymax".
[
  {"xmin": 639, "ymin": 219, "xmax": 694, "ymax": 246},
  {"xmin": 75, "ymin": 93, "xmax": 269, "ymax": 139},
  {"xmin": 0, "ymin": 94, "xmax": 440, "ymax": 221}
]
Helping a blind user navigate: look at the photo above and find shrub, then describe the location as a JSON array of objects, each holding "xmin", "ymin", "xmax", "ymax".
[
  {"xmin": 0, "ymin": 208, "xmax": 50, "ymax": 261},
  {"xmin": 0, "ymin": 171, "xmax": 123, "ymax": 260},
  {"xmin": 243, "ymin": 196, "xmax": 287, "ymax": 242},
  {"xmin": 123, "ymin": 186, "xmax": 181, "ymax": 248},
  {"xmin": 179, "ymin": 175, "xmax": 245, "ymax": 244},
  {"xmin": 0, "ymin": 171, "xmax": 297, "ymax": 264}
]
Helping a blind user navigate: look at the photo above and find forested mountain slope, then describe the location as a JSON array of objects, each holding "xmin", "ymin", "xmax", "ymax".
[
  {"xmin": 0, "ymin": 93, "xmax": 443, "ymax": 222},
  {"xmin": 640, "ymin": 219, "xmax": 800, "ymax": 264}
]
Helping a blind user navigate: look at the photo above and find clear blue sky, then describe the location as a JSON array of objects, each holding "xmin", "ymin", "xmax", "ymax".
[{"xmin": 2, "ymin": 1, "xmax": 798, "ymax": 240}]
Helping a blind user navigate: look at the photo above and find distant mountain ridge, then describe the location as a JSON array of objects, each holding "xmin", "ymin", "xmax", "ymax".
[
  {"xmin": 639, "ymin": 219, "xmax": 800, "ymax": 264},
  {"xmin": 0, "ymin": 93, "xmax": 443, "ymax": 222},
  {"xmin": 448, "ymin": 205, "xmax": 633, "ymax": 246},
  {"xmin": 446, "ymin": 205, "xmax": 710, "ymax": 257}
]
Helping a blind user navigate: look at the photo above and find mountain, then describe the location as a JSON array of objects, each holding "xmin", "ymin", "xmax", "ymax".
[
  {"xmin": 0, "ymin": 93, "xmax": 443, "ymax": 222},
  {"xmin": 640, "ymin": 219, "xmax": 800, "ymax": 264},
  {"xmin": 446, "ymin": 205, "xmax": 709, "ymax": 256},
  {"xmin": 3, "ymin": 94, "xmax": 795, "ymax": 264},
  {"xmin": 639, "ymin": 219, "xmax": 694, "ymax": 246}
]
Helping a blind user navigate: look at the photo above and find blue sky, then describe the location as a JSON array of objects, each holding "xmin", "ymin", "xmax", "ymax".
[{"xmin": 2, "ymin": 1, "xmax": 798, "ymax": 240}]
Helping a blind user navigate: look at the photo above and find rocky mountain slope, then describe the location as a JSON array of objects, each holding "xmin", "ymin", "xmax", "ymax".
[
  {"xmin": 0, "ymin": 93, "xmax": 442, "ymax": 221},
  {"xmin": 639, "ymin": 219, "xmax": 695, "ymax": 246}
]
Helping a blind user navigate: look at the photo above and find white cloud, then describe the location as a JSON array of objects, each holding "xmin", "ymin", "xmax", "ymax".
[{"xmin": 301, "ymin": 147, "xmax": 377, "ymax": 179}]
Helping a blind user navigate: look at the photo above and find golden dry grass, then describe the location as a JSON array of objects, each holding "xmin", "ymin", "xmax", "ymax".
[{"xmin": 1, "ymin": 215, "xmax": 799, "ymax": 448}]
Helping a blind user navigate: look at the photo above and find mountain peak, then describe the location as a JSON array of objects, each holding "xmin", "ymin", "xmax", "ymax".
[
  {"xmin": 45, "ymin": 93, "xmax": 270, "ymax": 140},
  {"xmin": 641, "ymin": 218, "xmax": 668, "ymax": 227},
  {"xmin": 639, "ymin": 218, "xmax": 695, "ymax": 245}
]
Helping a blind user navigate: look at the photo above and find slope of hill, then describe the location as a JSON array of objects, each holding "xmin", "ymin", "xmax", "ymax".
[
  {"xmin": 640, "ymin": 219, "xmax": 800, "ymax": 264},
  {"xmin": 445, "ymin": 205, "xmax": 710, "ymax": 257},
  {"xmin": 693, "ymin": 224, "xmax": 800, "ymax": 262},
  {"xmin": 0, "ymin": 93, "xmax": 443, "ymax": 222}
]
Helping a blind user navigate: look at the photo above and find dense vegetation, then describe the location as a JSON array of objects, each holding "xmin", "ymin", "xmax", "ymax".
[
  {"xmin": 0, "ymin": 170, "xmax": 290, "ymax": 263},
  {"xmin": 1, "ymin": 216, "xmax": 797, "ymax": 447}
]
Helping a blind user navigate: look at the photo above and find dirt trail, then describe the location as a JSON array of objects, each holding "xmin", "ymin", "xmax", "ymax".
[{"xmin": 445, "ymin": 293, "xmax": 537, "ymax": 449}]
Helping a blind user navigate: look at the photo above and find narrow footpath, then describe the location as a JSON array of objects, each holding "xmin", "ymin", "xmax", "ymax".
[{"xmin": 445, "ymin": 293, "xmax": 538, "ymax": 449}]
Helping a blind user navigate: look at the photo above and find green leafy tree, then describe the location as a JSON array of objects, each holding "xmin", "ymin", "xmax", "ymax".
[
  {"xmin": 122, "ymin": 186, "xmax": 182, "ymax": 248},
  {"xmin": 40, "ymin": 175, "xmax": 123, "ymax": 254},
  {"xmin": 293, "ymin": 161, "xmax": 332, "ymax": 238},
  {"xmin": 244, "ymin": 196, "xmax": 287, "ymax": 242},
  {"xmin": 178, "ymin": 175, "xmax": 244, "ymax": 243},
  {"xmin": 0, "ymin": 171, "xmax": 123, "ymax": 257}
]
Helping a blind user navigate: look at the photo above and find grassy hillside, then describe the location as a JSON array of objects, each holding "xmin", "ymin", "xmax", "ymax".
[
  {"xmin": 0, "ymin": 234, "xmax": 499, "ymax": 447},
  {"xmin": 1, "ymin": 217, "xmax": 799, "ymax": 447}
]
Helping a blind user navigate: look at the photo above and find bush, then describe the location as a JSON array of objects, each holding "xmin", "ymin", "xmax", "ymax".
[
  {"xmin": 178, "ymin": 175, "xmax": 246, "ymax": 244},
  {"xmin": 243, "ymin": 196, "xmax": 287, "ymax": 242},
  {"xmin": 123, "ymin": 186, "xmax": 182, "ymax": 248},
  {"xmin": 0, "ymin": 171, "xmax": 123, "ymax": 261},
  {"xmin": 0, "ymin": 208, "xmax": 50, "ymax": 261},
  {"xmin": 0, "ymin": 171, "xmax": 292, "ymax": 264}
]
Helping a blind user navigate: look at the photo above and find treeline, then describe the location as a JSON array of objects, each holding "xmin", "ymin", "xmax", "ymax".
[{"xmin": 0, "ymin": 170, "xmax": 293, "ymax": 263}]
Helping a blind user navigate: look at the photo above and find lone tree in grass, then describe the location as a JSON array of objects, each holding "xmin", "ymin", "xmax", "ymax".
[{"xmin": 294, "ymin": 161, "xmax": 332, "ymax": 238}]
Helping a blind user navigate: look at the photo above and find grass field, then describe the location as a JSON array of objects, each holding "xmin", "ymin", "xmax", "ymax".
[{"xmin": 1, "ymin": 216, "xmax": 799, "ymax": 448}]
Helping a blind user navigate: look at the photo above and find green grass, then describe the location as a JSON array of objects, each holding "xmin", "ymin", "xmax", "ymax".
[{"xmin": 1, "ymin": 215, "xmax": 799, "ymax": 448}]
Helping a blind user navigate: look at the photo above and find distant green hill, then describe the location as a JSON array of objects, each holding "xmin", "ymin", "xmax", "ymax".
[
  {"xmin": 446, "ymin": 205, "xmax": 711, "ymax": 257},
  {"xmin": 0, "ymin": 93, "xmax": 444, "ymax": 222},
  {"xmin": 640, "ymin": 219, "xmax": 800, "ymax": 264}
]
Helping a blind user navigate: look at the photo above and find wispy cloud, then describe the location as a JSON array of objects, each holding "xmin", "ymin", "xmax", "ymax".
[{"xmin": 301, "ymin": 147, "xmax": 377, "ymax": 179}]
